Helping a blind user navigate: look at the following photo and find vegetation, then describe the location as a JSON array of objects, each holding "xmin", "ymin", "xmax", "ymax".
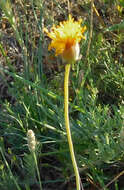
[{"xmin": 0, "ymin": 0, "xmax": 124, "ymax": 189}]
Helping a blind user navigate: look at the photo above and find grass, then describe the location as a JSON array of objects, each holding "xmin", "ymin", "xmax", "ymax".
[{"xmin": 0, "ymin": 0, "xmax": 124, "ymax": 189}]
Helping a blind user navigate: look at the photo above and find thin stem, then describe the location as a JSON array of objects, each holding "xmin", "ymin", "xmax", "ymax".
[
  {"xmin": 0, "ymin": 148, "xmax": 21, "ymax": 190},
  {"xmin": 101, "ymin": 170, "xmax": 124, "ymax": 190},
  {"xmin": 64, "ymin": 63, "xmax": 82, "ymax": 190},
  {"xmin": 33, "ymin": 152, "xmax": 42, "ymax": 190},
  {"xmin": 85, "ymin": 0, "xmax": 94, "ymax": 60}
]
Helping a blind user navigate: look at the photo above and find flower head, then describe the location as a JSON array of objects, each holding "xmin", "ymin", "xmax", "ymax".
[
  {"xmin": 27, "ymin": 130, "xmax": 36, "ymax": 152},
  {"xmin": 44, "ymin": 15, "xmax": 86, "ymax": 62}
]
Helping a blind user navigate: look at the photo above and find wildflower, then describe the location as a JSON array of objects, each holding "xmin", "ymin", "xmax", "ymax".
[
  {"xmin": 44, "ymin": 15, "xmax": 86, "ymax": 63},
  {"xmin": 27, "ymin": 130, "xmax": 36, "ymax": 152}
]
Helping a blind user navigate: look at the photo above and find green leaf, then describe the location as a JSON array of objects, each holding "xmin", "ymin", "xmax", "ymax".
[
  {"xmin": 105, "ymin": 21, "xmax": 124, "ymax": 32},
  {"xmin": 119, "ymin": 0, "xmax": 124, "ymax": 7}
]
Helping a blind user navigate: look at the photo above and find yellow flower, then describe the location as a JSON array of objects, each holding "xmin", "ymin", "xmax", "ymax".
[{"xmin": 44, "ymin": 15, "xmax": 86, "ymax": 62}]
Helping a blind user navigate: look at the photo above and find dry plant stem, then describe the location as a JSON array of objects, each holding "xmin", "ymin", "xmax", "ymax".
[
  {"xmin": 101, "ymin": 170, "xmax": 124, "ymax": 190},
  {"xmin": 86, "ymin": 0, "xmax": 94, "ymax": 60},
  {"xmin": 67, "ymin": 0, "xmax": 70, "ymax": 14},
  {"xmin": 93, "ymin": 3, "xmax": 105, "ymax": 27},
  {"xmin": 64, "ymin": 63, "xmax": 82, "ymax": 190}
]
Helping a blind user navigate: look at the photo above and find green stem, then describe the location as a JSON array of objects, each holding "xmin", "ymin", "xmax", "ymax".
[
  {"xmin": 33, "ymin": 152, "xmax": 42, "ymax": 190},
  {"xmin": 64, "ymin": 63, "xmax": 81, "ymax": 190},
  {"xmin": 0, "ymin": 148, "xmax": 21, "ymax": 190}
]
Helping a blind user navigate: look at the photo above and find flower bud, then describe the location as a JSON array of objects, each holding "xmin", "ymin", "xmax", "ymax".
[{"xmin": 62, "ymin": 42, "xmax": 80, "ymax": 63}]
